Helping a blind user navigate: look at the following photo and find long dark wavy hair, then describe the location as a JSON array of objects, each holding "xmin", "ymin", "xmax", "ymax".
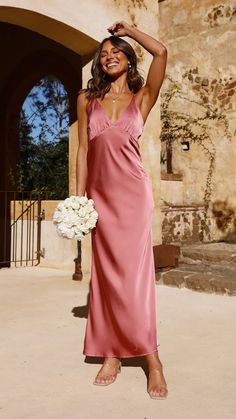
[{"xmin": 80, "ymin": 36, "xmax": 144, "ymax": 100}]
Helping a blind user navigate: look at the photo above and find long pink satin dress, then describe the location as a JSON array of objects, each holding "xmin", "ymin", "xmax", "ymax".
[{"xmin": 83, "ymin": 94, "xmax": 159, "ymax": 358}]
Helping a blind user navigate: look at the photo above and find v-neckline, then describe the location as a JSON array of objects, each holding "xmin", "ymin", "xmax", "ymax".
[{"xmin": 95, "ymin": 95, "xmax": 135, "ymax": 125}]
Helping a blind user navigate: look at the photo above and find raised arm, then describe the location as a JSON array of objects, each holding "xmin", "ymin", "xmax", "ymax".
[
  {"xmin": 108, "ymin": 21, "xmax": 167, "ymax": 119},
  {"xmin": 76, "ymin": 92, "xmax": 89, "ymax": 196}
]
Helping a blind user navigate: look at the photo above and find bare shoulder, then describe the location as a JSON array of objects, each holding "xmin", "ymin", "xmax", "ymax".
[{"xmin": 77, "ymin": 90, "xmax": 90, "ymax": 111}]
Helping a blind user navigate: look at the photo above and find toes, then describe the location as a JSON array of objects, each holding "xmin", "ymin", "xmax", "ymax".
[
  {"xmin": 153, "ymin": 389, "xmax": 160, "ymax": 398},
  {"xmin": 149, "ymin": 389, "xmax": 160, "ymax": 398},
  {"xmin": 148, "ymin": 386, "xmax": 159, "ymax": 396},
  {"xmin": 104, "ymin": 375, "xmax": 110, "ymax": 384},
  {"xmin": 96, "ymin": 373, "xmax": 115, "ymax": 384},
  {"xmin": 148, "ymin": 384, "xmax": 167, "ymax": 399},
  {"xmin": 105, "ymin": 375, "xmax": 114, "ymax": 384},
  {"xmin": 160, "ymin": 387, "xmax": 168, "ymax": 397}
]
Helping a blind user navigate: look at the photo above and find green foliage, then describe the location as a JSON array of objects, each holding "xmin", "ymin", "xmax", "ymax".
[
  {"xmin": 160, "ymin": 74, "xmax": 232, "ymax": 240},
  {"xmin": 160, "ymin": 75, "xmax": 231, "ymax": 209},
  {"xmin": 17, "ymin": 76, "xmax": 69, "ymax": 199}
]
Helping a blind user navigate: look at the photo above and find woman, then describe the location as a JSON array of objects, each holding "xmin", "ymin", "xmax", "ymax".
[{"xmin": 76, "ymin": 21, "xmax": 168, "ymax": 400}]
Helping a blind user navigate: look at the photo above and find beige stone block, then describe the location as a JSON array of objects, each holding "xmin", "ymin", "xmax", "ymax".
[
  {"xmin": 162, "ymin": 270, "xmax": 188, "ymax": 287},
  {"xmin": 185, "ymin": 273, "xmax": 214, "ymax": 293},
  {"xmin": 161, "ymin": 179, "xmax": 184, "ymax": 205},
  {"xmin": 211, "ymin": 277, "xmax": 236, "ymax": 296}
]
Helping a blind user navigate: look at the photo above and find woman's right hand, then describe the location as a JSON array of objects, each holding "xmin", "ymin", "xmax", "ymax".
[{"xmin": 107, "ymin": 21, "xmax": 133, "ymax": 37}]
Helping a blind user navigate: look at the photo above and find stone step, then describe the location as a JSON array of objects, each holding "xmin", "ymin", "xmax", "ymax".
[
  {"xmin": 181, "ymin": 243, "xmax": 236, "ymax": 264},
  {"xmin": 156, "ymin": 266, "xmax": 236, "ymax": 296},
  {"xmin": 179, "ymin": 262, "xmax": 236, "ymax": 276}
]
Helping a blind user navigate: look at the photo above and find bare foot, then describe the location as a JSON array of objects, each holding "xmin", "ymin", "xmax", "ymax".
[
  {"xmin": 145, "ymin": 351, "xmax": 168, "ymax": 399},
  {"xmin": 147, "ymin": 366, "xmax": 168, "ymax": 399},
  {"xmin": 93, "ymin": 357, "xmax": 121, "ymax": 385}
]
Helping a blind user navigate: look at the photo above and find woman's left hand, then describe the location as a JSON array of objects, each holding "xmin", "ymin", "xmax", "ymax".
[{"xmin": 107, "ymin": 21, "xmax": 132, "ymax": 37}]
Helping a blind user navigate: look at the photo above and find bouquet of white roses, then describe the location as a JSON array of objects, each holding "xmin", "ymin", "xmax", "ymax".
[{"xmin": 53, "ymin": 195, "xmax": 98, "ymax": 240}]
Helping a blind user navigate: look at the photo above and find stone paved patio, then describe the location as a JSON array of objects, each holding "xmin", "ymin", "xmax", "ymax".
[{"xmin": 0, "ymin": 266, "xmax": 236, "ymax": 419}]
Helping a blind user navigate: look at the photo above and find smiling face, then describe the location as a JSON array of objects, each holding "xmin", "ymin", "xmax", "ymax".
[{"xmin": 99, "ymin": 40, "xmax": 130, "ymax": 78}]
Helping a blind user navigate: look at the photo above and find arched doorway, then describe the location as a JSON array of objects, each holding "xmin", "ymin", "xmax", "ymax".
[
  {"xmin": 0, "ymin": 15, "xmax": 97, "ymax": 266},
  {"xmin": 0, "ymin": 22, "xmax": 83, "ymax": 190}
]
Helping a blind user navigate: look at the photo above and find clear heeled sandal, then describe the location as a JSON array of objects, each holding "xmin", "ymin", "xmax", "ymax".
[
  {"xmin": 147, "ymin": 368, "xmax": 168, "ymax": 400},
  {"xmin": 93, "ymin": 360, "xmax": 122, "ymax": 386}
]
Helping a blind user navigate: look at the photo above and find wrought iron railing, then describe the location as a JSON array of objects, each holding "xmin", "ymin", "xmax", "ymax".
[{"xmin": 0, "ymin": 191, "xmax": 45, "ymax": 267}]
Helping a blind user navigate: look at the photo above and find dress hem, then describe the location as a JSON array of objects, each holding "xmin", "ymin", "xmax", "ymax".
[{"xmin": 83, "ymin": 345, "xmax": 160, "ymax": 359}]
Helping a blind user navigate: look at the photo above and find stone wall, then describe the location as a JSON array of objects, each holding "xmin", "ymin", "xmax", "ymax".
[
  {"xmin": 159, "ymin": 0, "xmax": 236, "ymax": 243},
  {"xmin": 0, "ymin": 2, "xmax": 161, "ymax": 247},
  {"xmin": 0, "ymin": 0, "xmax": 162, "ymax": 272},
  {"xmin": 162, "ymin": 205, "xmax": 217, "ymax": 244}
]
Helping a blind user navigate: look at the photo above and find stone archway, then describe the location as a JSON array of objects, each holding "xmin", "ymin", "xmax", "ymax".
[
  {"xmin": 0, "ymin": 4, "xmax": 98, "ymax": 192},
  {"xmin": 0, "ymin": 12, "xmax": 98, "ymax": 267},
  {"xmin": 0, "ymin": 1, "xmax": 162, "ymax": 273},
  {"xmin": 0, "ymin": 26, "xmax": 82, "ymax": 190},
  {"xmin": 0, "ymin": 5, "xmax": 98, "ymax": 57}
]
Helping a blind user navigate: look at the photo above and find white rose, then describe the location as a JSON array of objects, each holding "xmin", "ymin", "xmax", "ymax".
[
  {"xmin": 84, "ymin": 202, "xmax": 94, "ymax": 214},
  {"xmin": 64, "ymin": 197, "xmax": 71, "ymax": 207},
  {"xmin": 79, "ymin": 222, "xmax": 87, "ymax": 232},
  {"xmin": 57, "ymin": 202, "xmax": 64, "ymax": 211},
  {"xmin": 66, "ymin": 229, "xmax": 75, "ymax": 239},
  {"xmin": 81, "ymin": 229, "xmax": 90, "ymax": 235},
  {"xmin": 71, "ymin": 200, "xmax": 81, "ymax": 210},
  {"xmin": 79, "ymin": 196, "xmax": 88, "ymax": 206},
  {"xmin": 63, "ymin": 215, "xmax": 74, "ymax": 228},
  {"xmin": 87, "ymin": 219, "xmax": 96, "ymax": 229},
  {"xmin": 90, "ymin": 210, "xmax": 99, "ymax": 221},
  {"xmin": 74, "ymin": 224, "xmax": 86, "ymax": 237},
  {"xmin": 57, "ymin": 223, "xmax": 70, "ymax": 237},
  {"xmin": 70, "ymin": 214, "xmax": 80, "ymax": 226},
  {"xmin": 78, "ymin": 207, "xmax": 87, "ymax": 218},
  {"xmin": 88, "ymin": 221, "xmax": 96, "ymax": 230},
  {"xmin": 74, "ymin": 225, "xmax": 83, "ymax": 234},
  {"xmin": 53, "ymin": 210, "xmax": 63, "ymax": 223},
  {"xmin": 75, "ymin": 232, "xmax": 84, "ymax": 241}
]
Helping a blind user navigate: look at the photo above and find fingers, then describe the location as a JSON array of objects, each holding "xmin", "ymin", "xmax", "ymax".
[
  {"xmin": 107, "ymin": 21, "xmax": 125, "ymax": 34},
  {"xmin": 107, "ymin": 27, "xmax": 116, "ymax": 35},
  {"xmin": 107, "ymin": 25, "xmax": 120, "ymax": 35},
  {"xmin": 110, "ymin": 20, "xmax": 124, "ymax": 28},
  {"xmin": 107, "ymin": 24, "xmax": 116, "ymax": 32}
]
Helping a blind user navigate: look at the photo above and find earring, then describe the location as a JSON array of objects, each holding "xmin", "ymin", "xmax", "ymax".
[{"xmin": 128, "ymin": 63, "xmax": 131, "ymax": 71}]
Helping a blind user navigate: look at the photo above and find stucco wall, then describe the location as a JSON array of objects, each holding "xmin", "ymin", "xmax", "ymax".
[
  {"xmin": 159, "ymin": 0, "xmax": 236, "ymax": 203},
  {"xmin": 159, "ymin": 0, "xmax": 236, "ymax": 242},
  {"xmin": 0, "ymin": 0, "xmax": 163, "ymax": 272}
]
